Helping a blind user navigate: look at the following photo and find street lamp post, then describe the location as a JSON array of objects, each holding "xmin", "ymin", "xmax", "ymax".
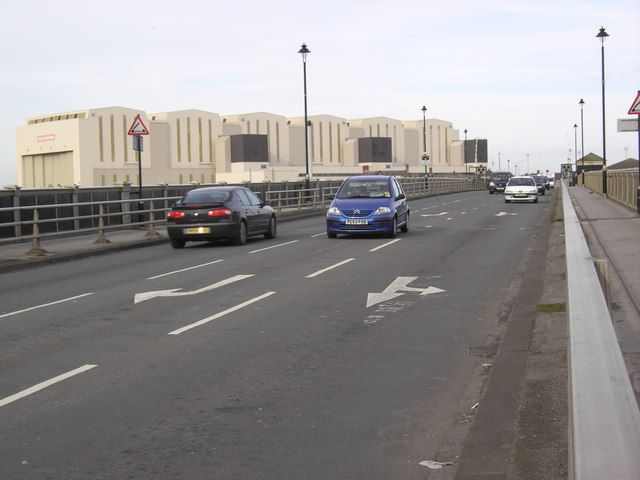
[
  {"xmin": 421, "ymin": 106, "xmax": 428, "ymax": 183},
  {"xmin": 579, "ymin": 98, "xmax": 585, "ymax": 163},
  {"xmin": 498, "ymin": 152, "xmax": 501, "ymax": 171},
  {"xmin": 298, "ymin": 42, "xmax": 311, "ymax": 188},
  {"xmin": 464, "ymin": 129, "xmax": 468, "ymax": 141},
  {"xmin": 507, "ymin": 158, "xmax": 510, "ymax": 173},
  {"xmin": 573, "ymin": 124, "xmax": 578, "ymax": 167},
  {"xmin": 526, "ymin": 153, "xmax": 530, "ymax": 175},
  {"xmin": 596, "ymin": 26, "xmax": 609, "ymax": 193}
]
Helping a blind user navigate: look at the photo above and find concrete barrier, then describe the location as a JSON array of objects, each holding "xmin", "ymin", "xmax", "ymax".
[{"xmin": 562, "ymin": 181, "xmax": 640, "ymax": 479}]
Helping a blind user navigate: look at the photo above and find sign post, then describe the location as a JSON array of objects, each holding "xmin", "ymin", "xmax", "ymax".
[
  {"xmin": 127, "ymin": 114, "xmax": 150, "ymax": 222},
  {"xmin": 627, "ymin": 91, "xmax": 640, "ymax": 213}
]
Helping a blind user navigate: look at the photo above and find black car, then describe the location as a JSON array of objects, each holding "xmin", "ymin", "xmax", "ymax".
[
  {"xmin": 532, "ymin": 176, "xmax": 546, "ymax": 195},
  {"xmin": 166, "ymin": 186, "xmax": 276, "ymax": 248},
  {"xmin": 488, "ymin": 172, "xmax": 512, "ymax": 194}
]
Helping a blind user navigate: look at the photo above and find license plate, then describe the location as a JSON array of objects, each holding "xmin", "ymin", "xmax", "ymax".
[
  {"xmin": 184, "ymin": 227, "xmax": 211, "ymax": 234},
  {"xmin": 345, "ymin": 218, "xmax": 368, "ymax": 225}
]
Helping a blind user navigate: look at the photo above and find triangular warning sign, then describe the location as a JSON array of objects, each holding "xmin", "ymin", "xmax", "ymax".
[
  {"xmin": 127, "ymin": 114, "xmax": 150, "ymax": 135},
  {"xmin": 628, "ymin": 91, "xmax": 640, "ymax": 115}
]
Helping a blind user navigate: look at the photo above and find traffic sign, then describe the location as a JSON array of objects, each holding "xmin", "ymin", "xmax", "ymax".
[
  {"xmin": 628, "ymin": 91, "xmax": 640, "ymax": 115},
  {"xmin": 127, "ymin": 114, "xmax": 150, "ymax": 135}
]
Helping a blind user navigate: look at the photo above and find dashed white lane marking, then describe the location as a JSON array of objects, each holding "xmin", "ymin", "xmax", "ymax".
[
  {"xmin": 306, "ymin": 258, "xmax": 355, "ymax": 278},
  {"xmin": 421, "ymin": 212, "xmax": 449, "ymax": 217},
  {"xmin": 0, "ymin": 293, "xmax": 94, "ymax": 320},
  {"xmin": 310, "ymin": 232, "xmax": 326, "ymax": 238},
  {"xmin": 425, "ymin": 225, "xmax": 433, "ymax": 229},
  {"xmin": 147, "ymin": 259, "xmax": 224, "ymax": 280},
  {"xmin": 168, "ymin": 292, "xmax": 276, "ymax": 335},
  {"xmin": 0, "ymin": 365, "xmax": 97, "ymax": 408},
  {"xmin": 369, "ymin": 239, "xmax": 402, "ymax": 252},
  {"xmin": 446, "ymin": 217, "xmax": 453, "ymax": 220},
  {"xmin": 249, "ymin": 240, "xmax": 298, "ymax": 254},
  {"xmin": 461, "ymin": 212, "xmax": 467, "ymax": 215}
]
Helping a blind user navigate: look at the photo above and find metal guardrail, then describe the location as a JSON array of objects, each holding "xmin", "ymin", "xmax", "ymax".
[
  {"xmin": 0, "ymin": 176, "xmax": 485, "ymax": 246},
  {"xmin": 579, "ymin": 168, "xmax": 638, "ymax": 209},
  {"xmin": 562, "ymin": 181, "xmax": 640, "ymax": 479}
]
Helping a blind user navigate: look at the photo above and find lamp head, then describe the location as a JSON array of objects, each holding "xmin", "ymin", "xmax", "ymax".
[
  {"xmin": 579, "ymin": 98, "xmax": 585, "ymax": 106},
  {"xmin": 596, "ymin": 27, "xmax": 609, "ymax": 41},
  {"xmin": 298, "ymin": 43, "xmax": 310, "ymax": 60},
  {"xmin": 421, "ymin": 105, "xmax": 427, "ymax": 114}
]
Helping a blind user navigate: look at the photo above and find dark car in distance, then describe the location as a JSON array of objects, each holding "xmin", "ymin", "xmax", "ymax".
[
  {"xmin": 488, "ymin": 172, "xmax": 512, "ymax": 194},
  {"xmin": 166, "ymin": 186, "xmax": 276, "ymax": 248},
  {"xmin": 532, "ymin": 176, "xmax": 546, "ymax": 195},
  {"xmin": 326, "ymin": 175, "xmax": 409, "ymax": 238}
]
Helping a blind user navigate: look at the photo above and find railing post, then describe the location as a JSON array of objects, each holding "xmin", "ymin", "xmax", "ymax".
[
  {"xmin": 72, "ymin": 184, "xmax": 80, "ymax": 231},
  {"xmin": 26, "ymin": 209, "xmax": 47, "ymax": 256},
  {"xmin": 121, "ymin": 182, "xmax": 132, "ymax": 225},
  {"xmin": 146, "ymin": 200, "xmax": 160, "ymax": 237},
  {"xmin": 95, "ymin": 205, "xmax": 110, "ymax": 244},
  {"xmin": 12, "ymin": 186, "xmax": 21, "ymax": 239}
]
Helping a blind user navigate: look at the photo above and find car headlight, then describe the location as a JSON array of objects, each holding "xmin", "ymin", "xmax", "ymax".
[
  {"xmin": 489, "ymin": 182, "xmax": 496, "ymax": 187},
  {"xmin": 373, "ymin": 206, "xmax": 391, "ymax": 215},
  {"xmin": 327, "ymin": 207, "xmax": 341, "ymax": 216}
]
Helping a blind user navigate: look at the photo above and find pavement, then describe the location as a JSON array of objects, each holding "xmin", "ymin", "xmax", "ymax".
[{"xmin": 566, "ymin": 185, "xmax": 640, "ymax": 401}]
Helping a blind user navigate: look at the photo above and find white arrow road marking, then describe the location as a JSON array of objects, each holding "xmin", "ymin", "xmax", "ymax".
[
  {"xmin": 168, "ymin": 291, "xmax": 276, "ymax": 335},
  {"xmin": 0, "ymin": 293, "xmax": 94, "ymax": 320},
  {"xmin": 367, "ymin": 276, "xmax": 445, "ymax": 308},
  {"xmin": 147, "ymin": 259, "xmax": 224, "ymax": 280},
  {"xmin": 495, "ymin": 212, "xmax": 519, "ymax": 217},
  {"xmin": 134, "ymin": 274, "xmax": 253, "ymax": 304},
  {"xmin": 0, "ymin": 365, "xmax": 97, "ymax": 408},
  {"xmin": 421, "ymin": 212, "xmax": 449, "ymax": 217}
]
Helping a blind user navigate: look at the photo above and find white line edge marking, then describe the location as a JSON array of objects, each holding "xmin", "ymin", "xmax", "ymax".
[
  {"xmin": 0, "ymin": 293, "xmax": 94, "ymax": 320},
  {"xmin": 249, "ymin": 240, "xmax": 298, "ymax": 254},
  {"xmin": 369, "ymin": 239, "xmax": 402, "ymax": 252},
  {"xmin": 147, "ymin": 259, "xmax": 224, "ymax": 280},
  {"xmin": 425, "ymin": 225, "xmax": 433, "ymax": 228},
  {"xmin": 306, "ymin": 258, "xmax": 355, "ymax": 278},
  {"xmin": 310, "ymin": 232, "xmax": 325, "ymax": 238},
  {"xmin": 0, "ymin": 364, "xmax": 97, "ymax": 408},
  {"xmin": 168, "ymin": 291, "xmax": 276, "ymax": 335}
]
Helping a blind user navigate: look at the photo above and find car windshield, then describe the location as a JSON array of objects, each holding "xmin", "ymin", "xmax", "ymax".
[
  {"xmin": 181, "ymin": 190, "xmax": 230, "ymax": 204},
  {"xmin": 492, "ymin": 174, "xmax": 510, "ymax": 181},
  {"xmin": 508, "ymin": 178, "xmax": 535, "ymax": 186},
  {"xmin": 534, "ymin": 177, "xmax": 544, "ymax": 183},
  {"xmin": 336, "ymin": 179, "xmax": 391, "ymax": 199}
]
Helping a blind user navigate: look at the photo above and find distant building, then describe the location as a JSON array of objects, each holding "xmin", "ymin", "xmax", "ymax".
[
  {"xmin": 15, "ymin": 106, "xmax": 476, "ymax": 187},
  {"xmin": 576, "ymin": 153, "xmax": 604, "ymax": 174},
  {"xmin": 607, "ymin": 158, "xmax": 638, "ymax": 170}
]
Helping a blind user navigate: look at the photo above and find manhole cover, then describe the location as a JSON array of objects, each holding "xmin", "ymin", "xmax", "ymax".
[{"xmin": 466, "ymin": 345, "xmax": 498, "ymax": 357}]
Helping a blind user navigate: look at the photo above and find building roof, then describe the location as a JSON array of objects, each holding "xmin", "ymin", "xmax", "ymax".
[
  {"xmin": 577, "ymin": 152, "xmax": 604, "ymax": 165},
  {"xmin": 608, "ymin": 158, "xmax": 639, "ymax": 170}
]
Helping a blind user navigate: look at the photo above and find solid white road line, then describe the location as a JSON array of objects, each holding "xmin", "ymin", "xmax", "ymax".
[
  {"xmin": 0, "ymin": 364, "xmax": 97, "ymax": 408},
  {"xmin": 168, "ymin": 292, "xmax": 276, "ymax": 335},
  {"xmin": 306, "ymin": 258, "xmax": 355, "ymax": 278},
  {"xmin": 310, "ymin": 232, "xmax": 326, "ymax": 238},
  {"xmin": 250, "ymin": 240, "xmax": 298, "ymax": 254},
  {"xmin": 0, "ymin": 293, "xmax": 94, "ymax": 320},
  {"xmin": 369, "ymin": 239, "xmax": 402, "ymax": 252},
  {"xmin": 447, "ymin": 217, "xmax": 453, "ymax": 220},
  {"xmin": 147, "ymin": 259, "xmax": 224, "ymax": 280}
]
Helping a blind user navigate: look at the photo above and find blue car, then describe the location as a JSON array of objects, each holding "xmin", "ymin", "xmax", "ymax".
[{"xmin": 326, "ymin": 175, "xmax": 409, "ymax": 238}]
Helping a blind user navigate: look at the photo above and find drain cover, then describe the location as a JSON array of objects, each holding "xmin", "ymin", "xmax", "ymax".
[{"xmin": 466, "ymin": 345, "xmax": 498, "ymax": 357}]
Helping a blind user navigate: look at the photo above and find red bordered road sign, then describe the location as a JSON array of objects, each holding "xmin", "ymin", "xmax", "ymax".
[
  {"xmin": 628, "ymin": 91, "xmax": 640, "ymax": 115},
  {"xmin": 127, "ymin": 114, "xmax": 150, "ymax": 135}
]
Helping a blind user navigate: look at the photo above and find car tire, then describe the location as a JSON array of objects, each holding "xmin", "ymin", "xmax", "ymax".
[
  {"xmin": 534, "ymin": 198, "xmax": 539, "ymax": 203},
  {"xmin": 505, "ymin": 199, "xmax": 510, "ymax": 203},
  {"xmin": 388, "ymin": 217, "xmax": 397, "ymax": 238},
  {"xmin": 327, "ymin": 232, "xmax": 337, "ymax": 238},
  {"xmin": 489, "ymin": 190, "xmax": 494, "ymax": 195},
  {"xmin": 170, "ymin": 238, "xmax": 185, "ymax": 249},
  {"xmin": 400, "ymin": 213, "xmax": 409, "ymax": 233},
  {"xmin": 232, "ymin": 221, "xmax": 247, "ymax": 245},
  {"xmin": 264, "ymin": 216, "xmax": 277, "ymax": 239}
]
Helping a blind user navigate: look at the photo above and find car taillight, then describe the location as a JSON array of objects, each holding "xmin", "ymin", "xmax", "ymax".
[
  {"xmin": 208, "ymin": 208, "xmax": 232, "ymax": 217},
  {"xmin": 167, "ymin": 211, "xmax": 185, "ymax": 219}
]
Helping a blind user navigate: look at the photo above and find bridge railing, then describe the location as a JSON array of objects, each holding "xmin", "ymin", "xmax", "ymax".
[
  {"xmin": 0, "ymin": 176, "xmax": 485, "ymax": 245},
  {"xmin": 562, "ymin": 181, "xmax": 640, "ymax": 479},
  {"xmin": 578, "ymin": 168, "xmax": 637, "ymax": 209}
]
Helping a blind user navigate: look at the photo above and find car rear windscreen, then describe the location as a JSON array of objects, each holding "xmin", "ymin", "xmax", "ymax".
[{"xmin": 182, "ymin": 190, "xmax": 230, "ymax": 204}]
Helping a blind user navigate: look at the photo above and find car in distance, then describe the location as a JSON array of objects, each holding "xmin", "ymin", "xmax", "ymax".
[
  {"xmin": 532, "ymin": 175, "xmax": 546, "ymax": 195},
  {"xmin": 488, "ymin": 172, "xmax": 512, "ymax": 194},
  {"xmin": 166, "ymin": 186, "xmax": 276, "ymax": 248},
  {"xmin": 326, "ymin": 175, "xmax": 409, "ymax": 238},
  {"xmin": 504, "ymin": 176, "xmax": 538, "ymax": 203}
]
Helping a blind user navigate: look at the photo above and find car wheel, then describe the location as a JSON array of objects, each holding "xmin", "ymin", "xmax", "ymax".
[
  {"xmin": 489, "ymin": 190, "xmax": 494, "ymax": 195},
  {"xmin": 232, "ymin": 221, "xmax": 247, "ymax": 245},
  {"xmin": 327, "ymin": 232, "xmax": 337, "ymax": 238},
  {"xmin": 388, "ymin": 217, "xmax": 397, "ymax": 238},
  {"xmin": 264, "ymin": 216, "xmax": 277, "ymax": 239},
  {"xmin": 400, "ymin": 213, "xmax": 409, "ymax": 233},
  {"xmin": 505, "ymin": 199, "xmax": 510, "ymax": 203},
  {"xmin": 534, "ymin": 198, "xmax": 538, "ymax": 203},
  {"xmin": 170, "ymin": 238, "xmax": 185, "ymax": 249}
]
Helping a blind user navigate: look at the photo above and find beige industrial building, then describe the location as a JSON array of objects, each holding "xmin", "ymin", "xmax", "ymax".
[{"xmin": 15, "ymin": 106, "xmax": 476, "ymax": 188}]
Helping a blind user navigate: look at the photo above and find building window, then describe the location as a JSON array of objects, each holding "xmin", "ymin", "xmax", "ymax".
[
  {"xmin": 187, "ymin": 117, "xmax": 192, "ymax": 163},
  {"xmin": 189, "ymin": 174, "xmax": 194, "ymax": 183},
  {"xmin": 198, "ymin": 117, "xmax": 203, "ymax": 163},
  {"xmin": 310, "ymin": 122, "xmax": 315, "ymax": 161},
  {"xmin": 385, "ymin": 124, "xmax": 389, "ymax": 137},
  {"xmin": 393, "ymin": 125, "xmax": 397, "ymax": 162},
  {"xmin": 110, "ymin": 115, "xmax": 115, "ymax": 162},
  {"xmin": 101, "ymin": 174, "xmax": 106, "ymax": 186},
  {"xmin": 266, "ymin": 119, "xmax": 271, "ymax": 162},
  {"xmin": 376, "ymin": 123, "xmax": 380, "ymax": 137},
  {"xmin": 319, "ymin": 121, "xmax": 323, "ymax": 162},
  {"xmin": 179, "ymin": 174, "xmax": 183, "ymax": 184},
  {"xmin": 369, "ymin": 125, "xmax": 372, "ymax": 137},
  {"xmin": 112, "ymin": 174, "xmax": 117, "ymax": 184},
  {"xmin": 125, "ymin": 174, "xmax": 130, "ymax": 182},
  {"xmin": 247, "ymin": 120, "xmax": 251, "ymax": 134},
  {"xmin": 337, "ymin": 126, "xmax": 341, "ymax": 164},
  {"xmin": 329, "ymin": 122, "xmax": 333, "ymax": 163},
  {"xmin": 98, "ymin": 116, "xmax": 104, "ymax": 162},
  {"xmin": 176, "ymin": 119, "xmax": 182, "ymax": 162},
  {"xmin": 122, "ymin": 115, "xmax": 128, "ymax": 163},
  {"xmin": 200, "ymin": 174, "xmax": 205, "ymax": 184},
  {"xmin": 208, "ymin": 119, "xmax": 213, "ymax": 164},
  {"xmin": 256, "ymin": 119, "xmax": 260, "ymax": 134}
]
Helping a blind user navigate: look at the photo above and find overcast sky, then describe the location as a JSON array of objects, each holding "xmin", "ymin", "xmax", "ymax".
[{"xmin": 1, "ymin": 0, "xmax": 638, "ymax": 185}]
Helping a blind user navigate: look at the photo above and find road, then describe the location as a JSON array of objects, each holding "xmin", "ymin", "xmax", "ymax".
[{"xmin": 0, "ymin": 190, "xmax": 554, "ymax": 479}]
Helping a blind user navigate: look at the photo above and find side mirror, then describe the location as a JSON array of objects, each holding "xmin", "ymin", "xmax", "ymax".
[{"xmin": 396, "ymin": 193, "xmax": 406, "ymax": 201}]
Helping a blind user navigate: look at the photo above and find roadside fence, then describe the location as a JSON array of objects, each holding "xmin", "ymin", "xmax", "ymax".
[{"xmin": 578, "ymin": 168, "xmax": 638, "ymax": 210}]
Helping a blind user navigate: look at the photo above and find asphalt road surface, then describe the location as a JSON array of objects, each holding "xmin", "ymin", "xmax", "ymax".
[{"xmin": 0, "ymin": 190, "xmax": 553, "ymax": 479}]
